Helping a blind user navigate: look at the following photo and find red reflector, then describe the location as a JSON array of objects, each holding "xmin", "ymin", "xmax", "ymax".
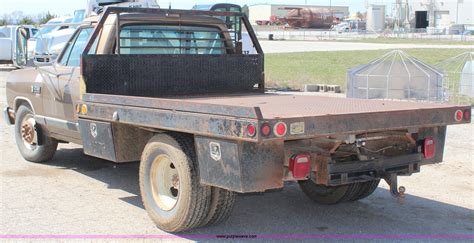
[
  {"xmin": 289, "ymin": 154, "xmax": 311, "ymax": 179},
  {"xmin": 464, "ymin": 110, "xmax": 471, "ymax": 121},
  {"xmin": 274, "ymin": 122, "xmax": 287, "ymax": 137},
  {"xmin": 261, "ymin": 124, "xmax": 271, "ymax": 136},
  {"xmin": 424, "ymin": 137, "xmax": 436, "ymax": 159},
  {"xmin": 455, "ymin": 110, "xmax": 463, "ymax": 122},
  {"xmin": 247, "ymin": 124, "xmax": 256, "ymax": 137}
]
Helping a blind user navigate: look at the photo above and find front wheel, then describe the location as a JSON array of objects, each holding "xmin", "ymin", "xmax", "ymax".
[
  {"xmin": 139, "ymin": 133, "xmax": 211, "ymax": 232},
  {"xmin": 14, "ymin": 105, "xmax": 58, "ymax": 163}
]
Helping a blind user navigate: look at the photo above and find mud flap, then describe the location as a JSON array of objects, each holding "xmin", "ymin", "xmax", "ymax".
[
  {"xmin": 78, "ymin": 119, "xmax": 152, "ymax": 162},
  {"xmin": 195, "ymin": 136, "xmax": 285, "ymax": 193},
  {"xmin": 79, "ymin": 119, "xmax": 117, "ymax": 161}
]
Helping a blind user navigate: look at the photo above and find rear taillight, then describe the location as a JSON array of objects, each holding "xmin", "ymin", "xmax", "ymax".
[
  {"xmin": 289, "ymin": 154, "xmax": 311, "ymax": 179},
  {"xmin": 274, "ymin": 122, "xmax": 287, "ymax": 137},
  {"xmin": 455, "ymin": 110, "xmax": 463, "ymax": 122},
  {"xmin": 464, "ymin": 110, "xmax": 471, "ymax": 121},
  {"xmin": 261, "ymin": 123, "xmax": 271, "ymax": 137},
  {"xmin": 424, "ymin": 137, "xmax": 436, "ymax": 159},
  {"xmin": 247, "ymin": 124, "xmax": 256, "ymax": 137}
]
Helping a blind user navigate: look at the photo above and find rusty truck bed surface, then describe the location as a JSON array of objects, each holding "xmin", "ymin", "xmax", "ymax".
[
  {"xmin": 83, "ymin": 93, "xmax": 465, "ymax": 119},
  {"xmin": 184, "ymin": 94, "xmax": 463, "ymax": 119}
]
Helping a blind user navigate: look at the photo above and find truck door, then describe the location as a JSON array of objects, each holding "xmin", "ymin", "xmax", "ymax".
[{"xmin": 39, "ymin": 27, "xmax": 94, "ymax": 141}]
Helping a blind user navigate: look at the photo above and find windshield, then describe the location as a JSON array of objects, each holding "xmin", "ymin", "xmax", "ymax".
[
  {"xmin": 35, "ymin": 22, "xmax": 60, "ymax": 38},
  {"xmin": 72, "ymin": 10, "xmax": 86, "ymax": 24}
]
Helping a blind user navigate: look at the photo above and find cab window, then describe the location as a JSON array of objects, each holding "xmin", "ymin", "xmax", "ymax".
[
  {"xmin": 119, "ymin": 25, "xmax": 226, "ymax": 55},
  {"xmin": 59, "ymin": 27, "xmax": 96, "ymax": 66}
]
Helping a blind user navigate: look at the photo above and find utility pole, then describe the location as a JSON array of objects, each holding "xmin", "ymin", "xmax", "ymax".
[{"xmin": 330, "ymin": 0, "xmax": 333, "ymax": 19}]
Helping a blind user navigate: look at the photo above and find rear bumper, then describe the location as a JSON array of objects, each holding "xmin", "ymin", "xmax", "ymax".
[
  {"xmin": 314, "ymin": 153, "xmax": 422, "ymax": 186},
  {"xmin": 3, "ymin": 107, "xmax": 15, "ymax": 125}
]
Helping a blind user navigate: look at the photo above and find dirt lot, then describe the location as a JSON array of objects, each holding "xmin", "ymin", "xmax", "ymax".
[{"xmin": 0, "ymin": 69, "xmax": 473, "ymax": 239}]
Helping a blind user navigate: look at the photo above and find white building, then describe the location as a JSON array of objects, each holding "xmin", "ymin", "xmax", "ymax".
[
  {"xmin": 409, "ymin": 0, "xmax": 473, "ymax": 29},
  {"xmin": 248, "ymin": 4, "xmax": 350, "ymax": 25}
]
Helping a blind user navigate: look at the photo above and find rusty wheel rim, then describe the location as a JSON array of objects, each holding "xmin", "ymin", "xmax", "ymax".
[
  {"xmin": 20, "ymin": 115, "xmax": 37, "ymax": 150},
  {"xmin": 150, "ymin": 155, "xmax": 179, "ymax": 211}
]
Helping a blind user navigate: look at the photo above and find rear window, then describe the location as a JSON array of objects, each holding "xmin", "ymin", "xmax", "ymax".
[{"xmin": 119, "ymin": 25, "xmax": 227, "ymax": 55}]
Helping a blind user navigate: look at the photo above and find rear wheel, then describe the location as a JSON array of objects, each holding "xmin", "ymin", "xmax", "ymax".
[
  {"xmin": 139, "ymin": 133, "xmax": 211, "ymax": 232},
  {"xmin": 298, "ymin": 179, "xmax": 361, "ymax": 205},
  {"xmin": 350, "ymin": 180, "xmax": 380, "ymax": 201},
  {"xmin": 201, "ymin": 187, "xmax": 236, "ymax": 227},
  {"xmin": 14, "ymin": 105, "xmax": 58, "ymax": 163}
]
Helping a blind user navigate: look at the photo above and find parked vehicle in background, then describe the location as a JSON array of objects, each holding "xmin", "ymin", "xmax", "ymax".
[
  {"xmin": 192, "ymin": 3, "xmax": 255, "ymax": 54},
  {"xmin": 334, "ymin": 19, "xmax": 366, "ymax": 33},
  {"xmin": 32, "ymin": 10, "xmax": 87, "ymax": 64},
  {"xmin": 192, "ymin": 3, "xmax": 242, "ymax": 11},
  {"xmin": 87, "ymin": 0, "xmax": 159, "ymax": 15},
  {"xmin": 32, "ymin": 0, "xmax": 160, "ymax": 64},
  {"xmin": 33, "ymin": 28, "xmax": 77, "ymax": 64},
  {"xmin": 0, "ymin": 25, "xmax": 37, "ymax": 67},
  {"xmin": 255, "ymin": 15, "xmax": 286, "ymax": 26},
  {"xmin": 4, "ymin": 8, "xmax": 471, "ymax": 233},
  {"xmin": 32, "ymin": 17, "xmax": 73, "ymax": 38},
  {"xmin": 27, "ymin": 16, "xmax": 72, "ymax": 61}
]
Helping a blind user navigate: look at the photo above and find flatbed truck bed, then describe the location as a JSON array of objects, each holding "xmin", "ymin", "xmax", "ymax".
[{"xmin": 80, "ymin": 93, "xmax": 470, "ymax": 142}]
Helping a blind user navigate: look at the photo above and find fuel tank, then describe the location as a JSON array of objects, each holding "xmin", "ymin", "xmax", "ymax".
[{"xmin": 285, "ymin": 7, "xmax": 335, "ymax": 29}]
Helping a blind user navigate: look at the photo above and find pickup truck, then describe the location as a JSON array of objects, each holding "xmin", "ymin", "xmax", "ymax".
[{"xmin": 4, "ymin": 7, "xmax": 471, "ymax": 232}]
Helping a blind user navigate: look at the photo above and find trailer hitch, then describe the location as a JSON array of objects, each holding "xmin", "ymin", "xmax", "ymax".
[{"xmin": 383, "ymin": 174, "xmax": 406, "ymax": 204}]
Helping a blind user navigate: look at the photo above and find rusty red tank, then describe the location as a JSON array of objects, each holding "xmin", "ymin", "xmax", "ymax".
[{"xmin": 285, "ymin": 7, "xmax": 335, "ymax": 29}]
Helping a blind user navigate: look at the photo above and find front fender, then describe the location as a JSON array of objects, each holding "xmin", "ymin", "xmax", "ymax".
[{"xmin": 6, "ymin": 67, "xmax": 44, "ymax": 115}]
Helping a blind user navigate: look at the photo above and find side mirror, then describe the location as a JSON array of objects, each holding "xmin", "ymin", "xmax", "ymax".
[{"xmin": 13, "ymin": 27, "xmax": 28, "ymax": 67}]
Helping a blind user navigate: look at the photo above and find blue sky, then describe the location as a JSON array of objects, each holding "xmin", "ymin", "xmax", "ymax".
[{"xmin": 0, "ymin": 0, "xmax": 392, "ymax": 15}]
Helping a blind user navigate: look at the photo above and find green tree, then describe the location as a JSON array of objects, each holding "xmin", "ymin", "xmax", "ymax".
[
  {"xmin": 19, "ymin": 16, "xmax": 35, "ymax": 25},
  {"xmin": 0, "ymin": 19, "xmax": 8, "ymax": 26},
  {"xmin": 39, "ymin": 12, "xmax": 56, "ymax": 25}
]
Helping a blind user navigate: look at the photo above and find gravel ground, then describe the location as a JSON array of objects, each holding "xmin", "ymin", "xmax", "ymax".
[
  {"xmin": 0, "ymin": 69, "xmax": 473, "ymax": 239},
  {"xmin": 260, "ymin": 40, "xmax": 474, "ymax": 53}
]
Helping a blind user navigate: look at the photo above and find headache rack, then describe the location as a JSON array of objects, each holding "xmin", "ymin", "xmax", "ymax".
[{"xmin": 81, "ymin": 7, "xmax": 264, "ymax": 98}]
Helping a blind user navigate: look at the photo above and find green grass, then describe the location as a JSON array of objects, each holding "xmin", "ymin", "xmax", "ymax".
[{"xmin": 265, "ymin": 48, "xmax": 472, "ymax": 90}]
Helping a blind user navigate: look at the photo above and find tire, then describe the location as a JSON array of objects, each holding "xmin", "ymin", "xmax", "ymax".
[
  {"xmin": 14, "ymin": 105, "xmax": 58, "ymax": 163},
  {"xmin": 139, "ymin": 133, "xmax": 211, "ymax": 232},
  {"xmin": 200, "ymin": 187, "xmax": 236, "ymax": 227},
  {"xmin": 350, "ymin": 180, "xmax": 380, "ymax": 201},
  {"xmin": 298, "ymin": 179, "xmax": 361, "ymax": 205}
]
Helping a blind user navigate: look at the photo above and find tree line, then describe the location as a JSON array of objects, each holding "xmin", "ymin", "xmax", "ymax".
[{"xmin": 0, "ymin": 11, "xmax": 57, "ymax": 26}]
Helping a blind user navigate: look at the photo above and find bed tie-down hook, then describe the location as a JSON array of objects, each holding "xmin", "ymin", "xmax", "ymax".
[{"xmin": 383, "ymin": 174, "xmax": 406, "ymax": 204}]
